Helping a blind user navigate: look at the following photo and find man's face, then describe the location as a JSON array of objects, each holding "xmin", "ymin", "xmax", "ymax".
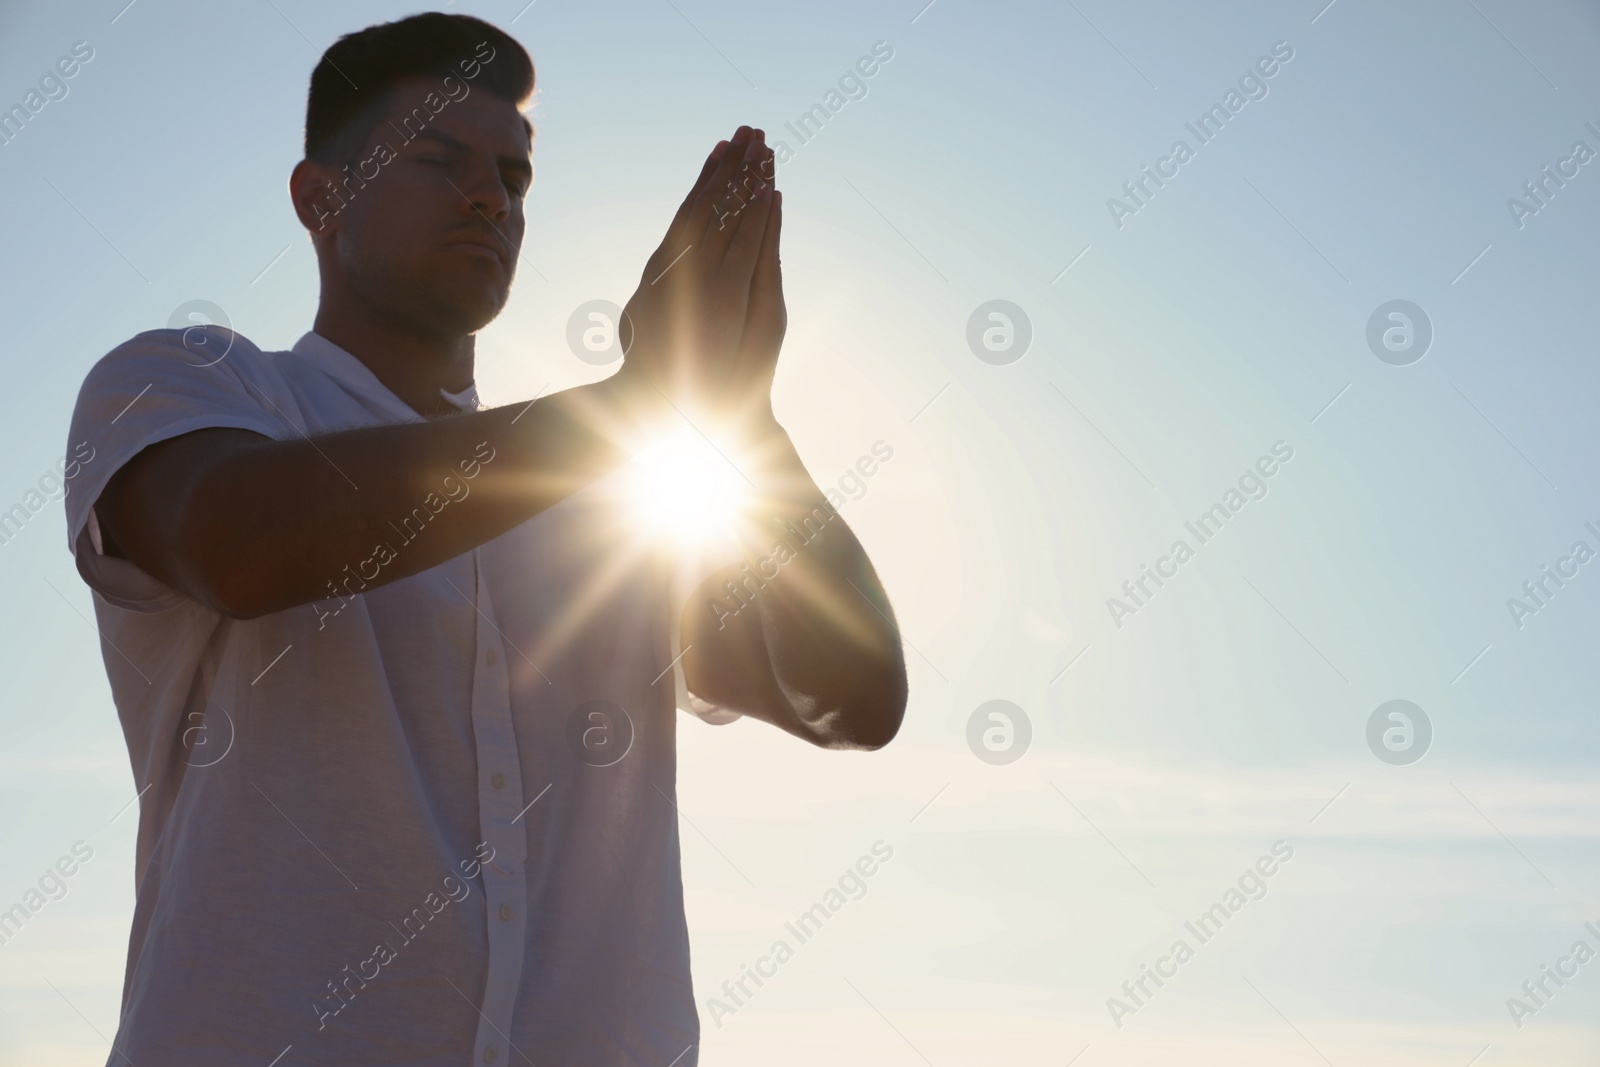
[{"xmin": 311, "ymin": 76, "xmax": 532, "ymax": 338}]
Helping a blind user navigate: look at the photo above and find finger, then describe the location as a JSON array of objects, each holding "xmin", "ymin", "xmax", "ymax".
[
  {"xmin": 683, "ymin": 125, "xmax": 757, "ymax": 243},
  {"xmin": 753, "ymin": 187, "xmax": 782, "ymax": 295},
  {"xmin": 665, "ymin": 140, "xmax": 730, "ymax": 239},
  {"xmin": 718, "ymin": 145, "xmax": 776, "ymax": 276},
  {"xmin": 640, "ymin": 140, "xmax": 732, "ymax": 282},
  {"xmin": 704, "ymin": 135, "xmax": 773, "ymax": 266},
  {"xmin": 740, "ymin": 188, "xmax": 784, "ymax": 358},
  {"xmin": 729, "ymin": 188, "xmax": 783, "ymax": 413}
]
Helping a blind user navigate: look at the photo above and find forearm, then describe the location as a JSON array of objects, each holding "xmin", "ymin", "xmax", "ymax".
[
  {"xmin": 118, "ymin": 370, "xmax": 665, "ymax": 617},
  {"xmin": 690, "ymin": 424, "xmax": 907, "ymax": 746},
  {"xmin": 741, "ymin": 432, "xmax": 897, "ymax": 648}
]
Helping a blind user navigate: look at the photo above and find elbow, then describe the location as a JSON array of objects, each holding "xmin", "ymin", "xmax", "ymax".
[
  {"xmin": 846, "ymin": 707, "xmax": 903, "ymax": 751},
  {"xmin": 831, "ymin": 627, "xmax": 908, "ymax": 751},
  {"xmin": 177, "ymin": 550, "xmax": 274, "ymax": 619},
  {"xmin": 169, "ymin": 500, "xmax": 281, "ymax": 620},
  {"xmin": 822, "ymin": 659, "xmax": 907, "ymax": 752},
  {"xmin": 202, "ymin": 572, "xmax": 280, "ymax": 621}
]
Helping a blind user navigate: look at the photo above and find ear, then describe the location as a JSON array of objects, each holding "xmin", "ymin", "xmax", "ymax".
[{"xmin": 290, "ymin": 158, "xmax": 346, "ymax": 239}]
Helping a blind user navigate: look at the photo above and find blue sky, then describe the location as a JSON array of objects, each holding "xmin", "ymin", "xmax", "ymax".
[{"xmin": 3, "ymin": 0, "xmax": 1600, "ymax": 1063}]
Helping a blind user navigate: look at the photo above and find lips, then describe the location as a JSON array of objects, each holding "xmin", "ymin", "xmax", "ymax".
[{"xmin": 446, "ymin": 232, "xmax": 510, "ymax": 268}]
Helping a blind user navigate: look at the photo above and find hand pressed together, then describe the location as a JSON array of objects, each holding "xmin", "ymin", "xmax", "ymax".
[{"xmin": 617, "ymin": 125, "xmax": 785, "ymax": 441}]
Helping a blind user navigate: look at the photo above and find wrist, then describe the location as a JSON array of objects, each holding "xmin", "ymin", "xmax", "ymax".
[
  {"xmin": 741, "ymin": 431, "xmax": 838, "ymax": 524},
  {"xmin": 601, "ymin": 363, "xmax": 679, "ymax": 447},
  {"xmin": 706, "ymin": 400, "xmax": 785, "ymax": 463}
]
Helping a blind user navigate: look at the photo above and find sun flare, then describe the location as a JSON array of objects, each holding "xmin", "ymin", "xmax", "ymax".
[{"xmin": 626, "ymin": 432, "xmax": 747, "ymax": 547}]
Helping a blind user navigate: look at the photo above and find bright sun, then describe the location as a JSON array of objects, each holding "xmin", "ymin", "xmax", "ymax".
[{"xmin": 626, "ymin": 431, "xmax": 747, "ymax": 546}]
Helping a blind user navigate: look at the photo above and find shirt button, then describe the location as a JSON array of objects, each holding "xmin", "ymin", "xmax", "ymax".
[
  {"xmin": 499, "ymin": 903, "xmax": 514, "ymax": 921},
  {"xmin": 482, "ymin": 1045, "xmax": 498, "ymax": 1064},
  {"xmin": 486, "ymin": 647, "xmax": 497, "ymax": 667},
  {"xmin": 491, "ymin": 772, "xmax": 506, "ymax": 790}
]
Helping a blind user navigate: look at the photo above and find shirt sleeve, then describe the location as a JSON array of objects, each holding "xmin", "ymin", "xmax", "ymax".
[{"xmin": 62, "ymin": 327, "xmax": 288, "ymax": 612}]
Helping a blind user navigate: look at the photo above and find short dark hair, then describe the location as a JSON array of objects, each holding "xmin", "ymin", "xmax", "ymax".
[{"xmin": 304, "ymin": 12, "xmax": 534, "ymax": 164}]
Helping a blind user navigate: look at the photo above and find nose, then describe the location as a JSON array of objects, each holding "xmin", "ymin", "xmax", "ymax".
[{"xmin": 458, "ymin": 157, "xmax": 512, "ymax": 224}]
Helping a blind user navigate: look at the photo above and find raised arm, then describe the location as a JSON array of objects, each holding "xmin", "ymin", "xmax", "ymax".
[
  {"xmin": 680, "ymin": 435, "xmax": 909, "ymax": 750},
  {"xmin": 95, "ymin": 130, "xmax": 771, "ymax": 619},
  {"xmin": 677, "ymin": 170, "xmax": 909, "ymax": 750}
]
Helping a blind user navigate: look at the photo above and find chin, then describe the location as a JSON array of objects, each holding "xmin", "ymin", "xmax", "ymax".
[
  {"xmin": 356, "ymin": 264, "xmax": 509, "ymax": 337},
  {"xmin": 427, "ymin": 287, "xmax": 511, "ymax": 336}
]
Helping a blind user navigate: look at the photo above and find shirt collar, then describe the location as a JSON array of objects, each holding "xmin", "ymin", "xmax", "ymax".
[{"xmin": 291, "ymin": 331, "xmax": 484, "ymax": 419}]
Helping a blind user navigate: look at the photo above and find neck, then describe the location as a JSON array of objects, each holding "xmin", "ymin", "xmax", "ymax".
[{"xmin": 312, "ymin": 302, "xmax": 476, "ymax": 419}]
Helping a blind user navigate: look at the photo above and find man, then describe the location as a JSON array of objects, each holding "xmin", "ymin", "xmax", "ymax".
[{"xmin": 62, "ymin": 12, "xmax": 905, "ymax": 1066}]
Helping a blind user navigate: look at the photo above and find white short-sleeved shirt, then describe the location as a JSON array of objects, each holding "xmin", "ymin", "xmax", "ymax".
[{"xmin": 63, "ymin": 326, "xmax": 737, "ymax": 1067}]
